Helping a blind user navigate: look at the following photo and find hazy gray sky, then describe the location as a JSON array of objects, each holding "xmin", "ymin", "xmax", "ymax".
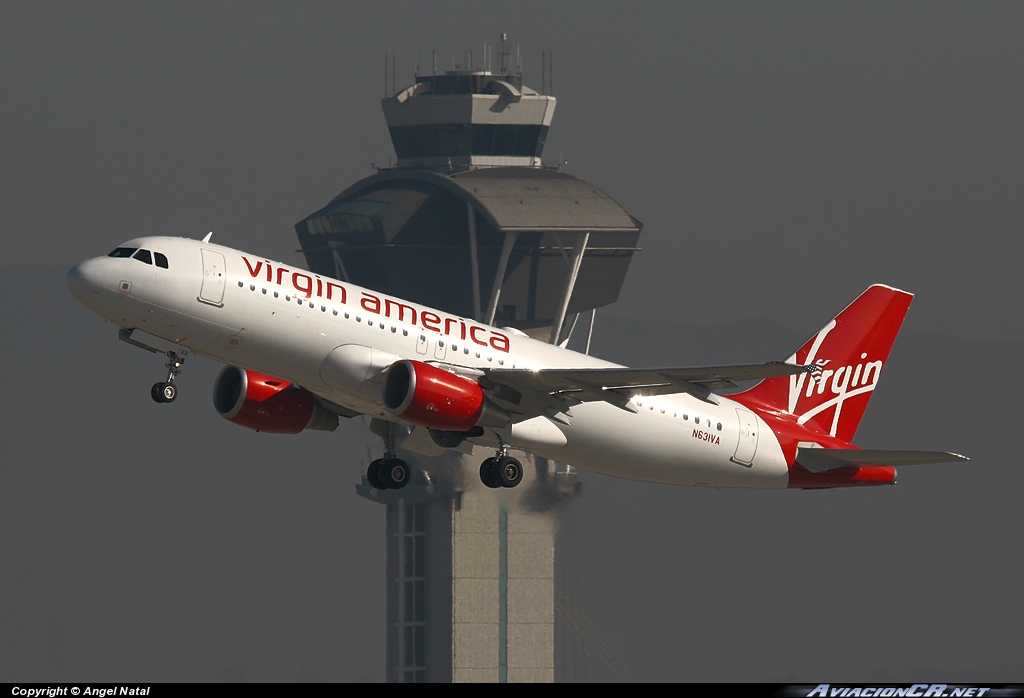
[
  {"xmin": 3, "ymin": 2, "xmax": 1022, "ymax": 340},
  {"xmin": 2, "ymin": 1, "xmax": 1021, "ymax": 683}
]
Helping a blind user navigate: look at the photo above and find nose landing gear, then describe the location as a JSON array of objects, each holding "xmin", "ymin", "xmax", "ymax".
[{"xmin": 151, "ymin": 348, "xmax": 189, "ymax": 404}]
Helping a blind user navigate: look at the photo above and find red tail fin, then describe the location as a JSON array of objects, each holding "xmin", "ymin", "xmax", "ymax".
[{"xmin": 732, "ymin": 285, "xmax": 913, "ymax": 442}]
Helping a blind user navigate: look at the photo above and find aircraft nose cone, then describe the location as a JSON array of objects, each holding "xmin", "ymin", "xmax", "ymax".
[{"xmin": 66, "ymin": 258, "xmax": 105, "ymax": 306}]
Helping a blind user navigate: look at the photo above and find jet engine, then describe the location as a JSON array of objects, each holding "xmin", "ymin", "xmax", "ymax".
[
  {"xmin": 213, "ymin": 366, "xmax": 338, "ymax": 434},
  {"xmin": 382, "ymin": 360, "xmax": 508, "ymax": 432}
]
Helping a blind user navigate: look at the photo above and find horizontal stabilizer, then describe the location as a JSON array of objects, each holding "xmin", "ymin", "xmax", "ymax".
[{"xmin": 797, "ymin": 447, "xmax": 970, "ymax": 473}]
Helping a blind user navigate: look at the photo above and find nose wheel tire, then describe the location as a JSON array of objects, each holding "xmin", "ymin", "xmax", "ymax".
[{"xmin": 151, "ymin": 382, "xmax": 177, "ymax": 403}]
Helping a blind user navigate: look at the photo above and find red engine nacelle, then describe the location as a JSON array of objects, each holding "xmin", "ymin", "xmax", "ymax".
[
  {"xmin": 382, "ymin": 360, "xmax": 508, "ymax": 432},
  {"xmin": 213, "ymin": 366, "xmax": 338, "ymax": 434}
]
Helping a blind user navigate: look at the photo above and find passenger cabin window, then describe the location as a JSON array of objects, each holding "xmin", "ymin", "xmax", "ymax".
[
  {"xmin": 154, "ymin": 252, "xmax": 169, "ymax": 269},
  {"xmin": 108, "ymin": 247, "xmax": 138, "ymax": 258},
  {"xmin": 132, "ymin": 249, "xmax": 153, "ymax": 265}
]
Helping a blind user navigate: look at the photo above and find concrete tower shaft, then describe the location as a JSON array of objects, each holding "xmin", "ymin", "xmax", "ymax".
[{"xmin": 293, "ymin": 39, "xmax": 639, "ymax": 682}]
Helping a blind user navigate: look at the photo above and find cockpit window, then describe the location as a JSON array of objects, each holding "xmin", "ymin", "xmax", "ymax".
[
  {"xmin": 133, "ymin": 249, "xmax": 153, "ymax": 265},
  {"xmin": 154, "ymin": 252, "xmax": 168, "ymax": 269},
  {"xmin": 108, "ymin": 247, "xmax": 138, "ymax": 258}
]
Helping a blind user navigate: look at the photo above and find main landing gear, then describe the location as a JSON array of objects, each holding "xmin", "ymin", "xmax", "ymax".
[
  {"xmin": 479, "ymin": 445, "xmax": 523, "ymax": 489},
  {"xmin": 367, "ymin": 457, "xmax": 411, "ymax": 490},
  {"xmin": 151, "ymin": 348, "xmax": 190, "ymax": 404},
  {"xmin": 366, "ymin": 420, "xmax": 410, "ymax": 490}
]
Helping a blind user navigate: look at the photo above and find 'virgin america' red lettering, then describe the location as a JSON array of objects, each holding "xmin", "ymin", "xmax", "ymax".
[{"xmin": 241, "ymin": 255, "xmax": 510, "ymax": 353}]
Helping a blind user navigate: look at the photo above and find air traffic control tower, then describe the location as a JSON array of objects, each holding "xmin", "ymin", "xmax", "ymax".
[{"xmin": 295, "ymin": 49, "xmax": 642, "ymax": 682}]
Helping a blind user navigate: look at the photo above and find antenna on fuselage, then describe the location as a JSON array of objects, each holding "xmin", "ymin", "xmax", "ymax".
[{"xmin": 202, "ymin": 232, "xmax": 213, "ymax": 243}]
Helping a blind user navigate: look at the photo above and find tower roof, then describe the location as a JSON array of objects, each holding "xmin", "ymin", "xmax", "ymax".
[
  {"xmin": 295, "ymin": 166, "xmax": 641, "ymax": 333},
  {"xmin": 320, "ymin": 167, "xmax": 639, "ymax": 234}
]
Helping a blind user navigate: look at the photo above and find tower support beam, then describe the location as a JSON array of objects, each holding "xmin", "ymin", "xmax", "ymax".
[
  {"xmin": 485, "ymin": 232, "xmax": 519, "ymax": 326},
  {"xmin": 550, "ymin": 232, "xmax": 590, "ymax": 344},
  {"xmin": 468, "ymin": 201, "xmax": 482, "ymax": 322}
]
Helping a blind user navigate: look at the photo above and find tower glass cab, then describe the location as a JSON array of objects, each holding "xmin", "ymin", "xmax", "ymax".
[{"xmin": 383, "ymin": 70, "xmax": 556, "ymax": 172}]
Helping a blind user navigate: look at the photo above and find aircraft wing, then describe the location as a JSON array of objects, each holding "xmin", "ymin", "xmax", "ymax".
[
  {"xmin": 797, "ymin": 447, "xmax": 970, "ymax": 473},
  {"xmin": 481, "ymin": 362, "xmax": 813, "ymax": 414}
]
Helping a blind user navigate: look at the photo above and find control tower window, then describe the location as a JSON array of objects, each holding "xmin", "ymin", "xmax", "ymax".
[
  {"xmin": 437, "ymin": 123, "xmax": 469, "ymax": 156},
  {"xmin": 306, "ymin": 200, "xmax": 386, "ymax": 236},
  {"xmin": 389, "ymin": 124, "xmax": 547, "ymax": 159}
]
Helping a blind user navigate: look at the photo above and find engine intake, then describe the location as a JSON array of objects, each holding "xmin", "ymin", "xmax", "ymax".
[
  {"xmin": 382, "ymin": 360, "xmax": 508, "ymax": 432},
  {"xmin": 213, "ymin": 366, "xmax": 338, "ymax": 434}
]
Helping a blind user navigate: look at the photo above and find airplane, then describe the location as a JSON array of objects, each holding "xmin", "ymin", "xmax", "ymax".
[{"xmin": 66, "ymin": 234, "xmax": 967, "ymax": 491}]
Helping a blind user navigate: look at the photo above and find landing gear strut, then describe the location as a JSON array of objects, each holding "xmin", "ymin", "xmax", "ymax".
[
  {"xmin": 480, "ymin": 444, "xmax": 523, "ymax": 489},
  {"xmin": 151, "ymin": 348, "xmax": 189, "ymax": 404},
  {"xmin": 366, "ymin": 420, "xmax": 410, "ymax": 490}
]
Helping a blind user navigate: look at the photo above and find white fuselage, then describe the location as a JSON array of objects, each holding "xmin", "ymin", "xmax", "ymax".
[{"xmin": 68, "ymin": 236, "xmax": 792, "ymax": 488}]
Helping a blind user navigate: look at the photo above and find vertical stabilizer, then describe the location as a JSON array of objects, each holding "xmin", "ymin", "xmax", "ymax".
[{"xmin": 732, "ymin": 285, "xmax": 913, "ymax": 442}]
